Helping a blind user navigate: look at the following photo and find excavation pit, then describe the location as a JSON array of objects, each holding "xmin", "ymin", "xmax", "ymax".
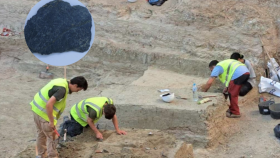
[{"xmin": 98, "ymin": 84, "xmax": 228, "ymax": 148}]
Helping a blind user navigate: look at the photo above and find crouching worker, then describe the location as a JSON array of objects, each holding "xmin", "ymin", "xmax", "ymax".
[
  {"xmin": 61, "ymin": 97, "xmax": 126, "ymax": 139},
  {"xmin": 202, "ymin": 59, "xmax": 250, "ymax": 118}
]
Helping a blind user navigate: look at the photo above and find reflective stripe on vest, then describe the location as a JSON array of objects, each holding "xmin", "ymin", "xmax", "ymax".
[
  {"xmin": 32, "ymin": 100, "xmax": 57, "ymax": 120},
  {"xmin": 81, "ymin": 100, "xmax": 87, "ymax": 114},
  {"xmin": 75, "ymin": 100, "xmax": 102, "ymax": 122},
  {"xmin": 39, "ymin": 90, "xmax": 60, "ymax": 113},
  {"xmin": 224, "ymin": 61, "xmax": 242, "ymax": 86},
  {"xmin": 217, "ymin": 59, "xmax": 244, "ymax": 87},
  {"xmin": 75, "ymin": 103, "xmax": 87, "ymax": 122},
  {"xmin": 39, "ymin": 91, "xmax": 47, "ymax": 102},
  {"xmin": 31, "ymin": 78, "xmax": 68, "ymax": 125},
  {"xmin": 86, "ymin": 102, "xmax": 101, "ymax": 118},
  {"xmin": 107, "ymin": 97, "xmax": 111, "ymax": 104}
]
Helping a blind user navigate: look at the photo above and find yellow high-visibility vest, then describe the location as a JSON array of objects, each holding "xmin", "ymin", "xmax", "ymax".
[
  {"xmin": 70, "ymin": 97, "xmax": 113, "ymax": 127},
  {"xmin": 30, "ymin": 78, "xmax": 69, "ymax": 125},
  {"xmin": 217, "ymin": 59, "xmax": 245, "ymax": 87}
]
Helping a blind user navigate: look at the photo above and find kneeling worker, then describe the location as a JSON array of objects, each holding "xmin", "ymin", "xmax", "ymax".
[{"xmin": 66, "ymin": 97, "xmax": 126, "ymax": 139}]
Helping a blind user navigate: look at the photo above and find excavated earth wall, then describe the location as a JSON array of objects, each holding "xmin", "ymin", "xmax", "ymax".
[
  {"xmin": 99, "ymin": 85, "xmax": 228, "ymax": 148},
  {"xmin": 1, "ymin": 0, "xmax": 280, "ymax": 157}
]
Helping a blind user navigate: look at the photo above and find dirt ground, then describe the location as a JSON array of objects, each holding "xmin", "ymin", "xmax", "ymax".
[
  {"xmin": 194, "ymin": 92, "xmax": 280, "ymax": 158},
  {"xmin": 0, "ymin": 45, "xmax": 143, "ymax": 158},
  {"xmin": 16, "ymin": 128, "xmax": 193, "ymax": 158},
  {"xmin": 1, "ymin": 43, "xmax": 280, "ymax": 158},
  {"xmin": 2, "ymin": 0, "xmax": 280, "ymax": 157},
  {"xmin": 1, "ymin": 47, "xmax": 280, "ymax": 158}
]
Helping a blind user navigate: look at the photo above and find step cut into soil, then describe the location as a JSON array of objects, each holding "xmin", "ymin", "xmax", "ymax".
[{"xmin": 24, "ymin": 0, "xmax": 92, "ymax": 55}]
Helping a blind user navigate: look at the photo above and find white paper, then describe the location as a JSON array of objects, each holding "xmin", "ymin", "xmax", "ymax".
[{"xmin": 158, "ymin": 89, "xmax": 170, "ymax": 92}]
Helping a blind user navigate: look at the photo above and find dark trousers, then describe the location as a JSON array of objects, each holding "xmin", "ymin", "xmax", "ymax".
[
  {"xmin": 63, "ymin": 114, "xmax": 84, "ymax": 137},
  {"xmin": 239, "ymin": 81, "xmax": 253, "ymax": 96},
  {"xmin": 228, "ymin": 72, "xmax": 250, "ymax": 115}
]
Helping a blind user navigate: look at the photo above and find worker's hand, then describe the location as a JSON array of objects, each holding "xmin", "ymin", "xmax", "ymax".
[
  {"xmin": 201, "ymin": 87, "xmax": 207, "ymax": 92},
  {"xmin": 198, "ymin": 84, "xmax": 207, "ymax": 92},
  {"xmin": 116, "ymin": 130, "xmax": 127, "ymax": 135},
  {"xmin": 198, "ymin": 84, "xmax": 209, "ymax": 92},
  {"xmin": 223, "ymin": 87, "xmax": 228, "ymax": 93},
  {"xmin": 48, "ymin": 122, "xmax": 55, "ymax": 130},
  {"xmin": 96, "ymin": 132, "xmax": 103, "ymax": 139},
  {"xmin": 197, "ymin": 85, "xmax": 203, "ymax": 92}
]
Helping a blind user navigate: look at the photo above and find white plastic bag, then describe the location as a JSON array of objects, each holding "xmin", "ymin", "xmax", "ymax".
[
  {"xmin": 268, "ymin": 58, "xmax": 280, "ymax": 81},
  {"xmin": 259, "ymin": 76, "xmax": 280, "ymax": 97}
]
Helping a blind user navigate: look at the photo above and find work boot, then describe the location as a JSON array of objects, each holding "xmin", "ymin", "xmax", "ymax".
[
  {"xmin": 226, "ymin": 109, "xmax": 231, "ymax": 116},
  {"xmin": 226, "ymin": 112, "xmax": 241, "ymax": 118},
  {"xmin": 63, "ymin": 116, "xmax": 69, "ymax": 123},
  {"xmin": 226, "ymin": 111, "xmax": 230, "ymax": 117}
]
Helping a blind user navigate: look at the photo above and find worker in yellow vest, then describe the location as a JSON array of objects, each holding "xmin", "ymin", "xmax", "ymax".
[
  {"xmin": 61, "ymin": 97, "xmax": 126, "ymax": 139},
  {"xmin": 202, "ymin": 59, "xmax": 250, "ymax": 118},
  {"xmin": 31, "ymin": 76, "xmax": 88, "ymax": 158}
]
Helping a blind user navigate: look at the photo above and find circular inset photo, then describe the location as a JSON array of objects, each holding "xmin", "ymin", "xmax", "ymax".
[{"xmin": 24, "ymin": 0, "xmax": 95, "ymax": 66}]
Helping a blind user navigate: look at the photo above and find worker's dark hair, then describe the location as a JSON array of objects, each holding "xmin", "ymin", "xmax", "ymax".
[
  {"xmin": 104, "ymin": 104, "xmax": 116, "ymax": 120},
  {"xmin": 209, "ymin": 60, "xmax": 219, "ymax": 67},
  {"xmin": 70, "ymin": 76, "xmax": 88, "ymax": 90},
  {"xmin": 230, "ymin": 52, "xmax": 244, "ymax": 60}
]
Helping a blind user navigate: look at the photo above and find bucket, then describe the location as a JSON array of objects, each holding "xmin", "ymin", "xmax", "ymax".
[
  {"xmin": 269, "ymin": 103, "xmax": 280, "ymax": 119},
  {"xmin": 258, "ymin": 99, "xmax": 275, "ymax": 115}
]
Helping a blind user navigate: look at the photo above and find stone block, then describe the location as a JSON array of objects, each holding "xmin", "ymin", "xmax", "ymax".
[{"xmin": 100, "ymin": 85, "xmax": 228, "ymax": 148}]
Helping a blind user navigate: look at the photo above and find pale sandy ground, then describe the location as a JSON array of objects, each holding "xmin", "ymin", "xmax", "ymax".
[
  {"xmin": 0, "ymin": 43, "xmax": 142, "ymax": 158},
  {"xmin": 16, "ymin": 128, "xmax": 194, "ymax": 158},
  {"xmin": 1, "ymin": 0, "xmax": 280, "ymax": 157},
  {"xmin": 128, "ymin": 67, "xmax": 280, "ymax": 158},
  {"xmin": 194, "ymin": 93, "xmax": 280, "ymax": 158},
  {"xmin": 1, "ymin": 56, "xmax": 280, "ymax": 158}
]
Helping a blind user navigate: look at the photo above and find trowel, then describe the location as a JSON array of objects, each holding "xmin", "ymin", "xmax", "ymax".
[
  {"xmin": 175, "ymin": 95, "xmax": 187, "ymax": 100},
  {"xmin": 97, "ymin": 138, "xmax": 103, "ymax": 142},
  {"xmin": 198, "ymin": 95, "xmax": 217, "ymax": 100},
  {"xmin": 55, "ymin": 129, "xmax": 67, "ymax": 148}
]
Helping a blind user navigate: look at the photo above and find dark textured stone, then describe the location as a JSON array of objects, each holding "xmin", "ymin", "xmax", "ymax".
[{"xmin": 24, "ymin": 0, "xmax": 92, "ymax": 55}]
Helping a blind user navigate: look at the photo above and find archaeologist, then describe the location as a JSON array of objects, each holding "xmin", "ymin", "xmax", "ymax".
[
  {"xmin": 230, "ymin": 52, "xmax": 256, "ymax": 96},
  {"xmin": 201, "ymin": 59, "xmax": 250, "ymax": 118},
  {"xmin": 60, "ymin": 97, "xmax": 126, "ymax": 139},
  {"xmin": 31, "ymin": 76, "xmax": 88, "ymax": 158}
]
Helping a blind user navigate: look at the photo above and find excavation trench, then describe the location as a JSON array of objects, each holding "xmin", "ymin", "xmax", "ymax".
[{"xmin": 4, "ymin": 36, "xmax": 228, "ymax": 158}]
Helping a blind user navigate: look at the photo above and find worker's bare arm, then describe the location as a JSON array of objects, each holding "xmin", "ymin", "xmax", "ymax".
[
  {"xmin": 203, "ymin": 77, "xmax": 216, "ymax": 92},
  {"xmin": 112, "ymin": 115, "xmax": 127, "ymax": 135},
  {"xmin": 87, "ymin": 117, "xmax": 103, "ymax": 139},
  {"xmin": 46, "ymin": 96, "xmax": 56, "ymax": 129}
]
